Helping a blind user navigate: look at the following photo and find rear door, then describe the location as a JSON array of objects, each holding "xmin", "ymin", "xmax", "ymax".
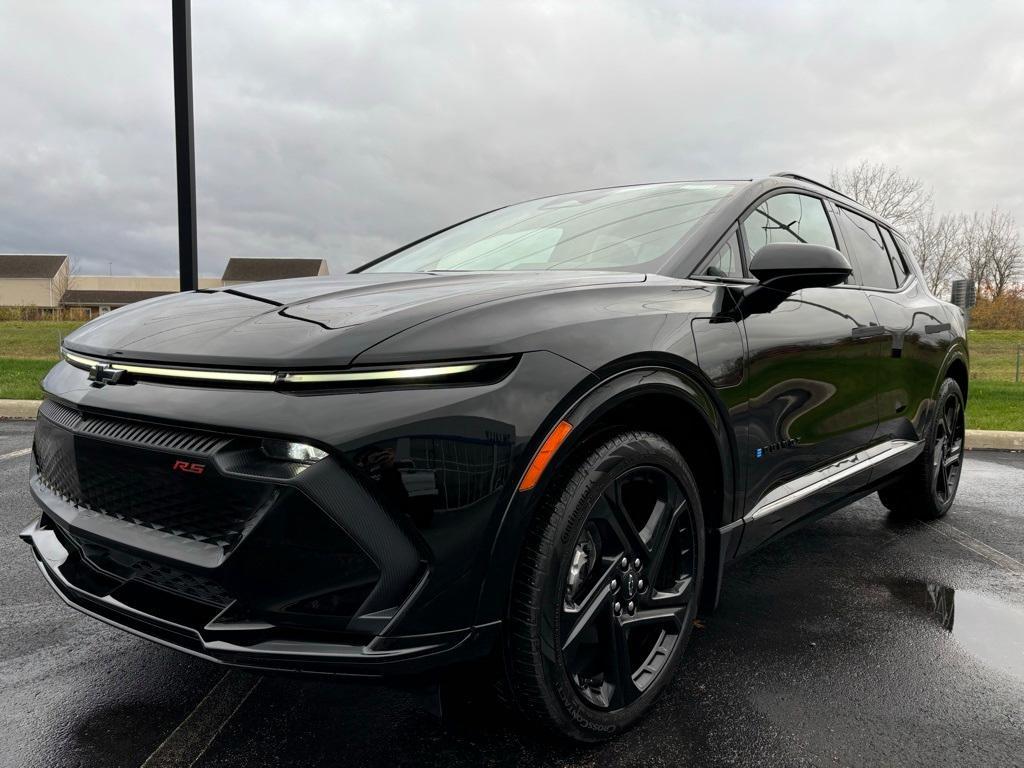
[
  {"xmin": 732, "ymin": 192, "xmax": 884, "ymax": 551},
  {"xmin": 831, "ymin": 207, "xmax": 956, "ymax": 446}
]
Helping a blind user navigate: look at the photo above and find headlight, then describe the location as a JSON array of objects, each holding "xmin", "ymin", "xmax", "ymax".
[{"xmin": 261, "ymin": 439, "xmax": 328, "ymax": 465}]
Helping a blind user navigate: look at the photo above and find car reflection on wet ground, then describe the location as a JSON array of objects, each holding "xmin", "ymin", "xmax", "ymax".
[
  {"xmin": 887, "ymin": 578, "xmax": 1024, "ymax": 680},
  {"xmin": 2, "ymin": 419, "xmax": 1022, "ymax": 767}
]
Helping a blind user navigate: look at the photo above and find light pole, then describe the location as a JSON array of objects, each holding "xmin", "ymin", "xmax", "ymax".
[{"xmin": 172, "ymin": 0, "xmax": 198, "ymax": 291}]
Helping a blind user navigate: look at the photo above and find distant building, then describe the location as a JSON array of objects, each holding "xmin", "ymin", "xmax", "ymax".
[
  {"xmin": 1, "ymin": 254, "xmax": 330, "ymax": 317},
  {"xmin": 0, "ymin": 254, "xmax": 69, "ymax": 308},
  {"xmin": 70, "ymin": 276, "xmax": 223, "ymax": 293},
  {"xmin": 221, "ymin": 257, "xmax": 328, "ymax": 286},
  {"xmin": 62, "ymin": 289, "xmax": 172, "ymax": 315},
  {"xmin": 62, "ymin": 275, "xmax": 221, "ymax": 316}
]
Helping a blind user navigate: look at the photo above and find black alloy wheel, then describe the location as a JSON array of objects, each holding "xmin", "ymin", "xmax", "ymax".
[
  {"xmin": 507, "ymin": 430, "xmax": 704, "ymax": 741},
  {"xmin": 561, "ymin": 465, "xmax": 697, "ymax": 709},
  {"xmin": 878, "ymin": 377, "xmax": 966, "ymax": 519},
  {"xmin": 932, "ymin": 389, "xmax": 965, "ymax": 504}
]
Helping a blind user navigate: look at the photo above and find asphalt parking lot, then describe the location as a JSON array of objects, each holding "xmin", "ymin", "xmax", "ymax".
[{"xmin": 2, "ymin": 419, "xmax": 1022, "ymax": 768}]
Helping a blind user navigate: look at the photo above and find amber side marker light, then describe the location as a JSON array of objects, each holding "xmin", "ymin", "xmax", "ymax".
[{"xmin": 519, "ymin": 420, "xmax": 574, "ymax": 492}]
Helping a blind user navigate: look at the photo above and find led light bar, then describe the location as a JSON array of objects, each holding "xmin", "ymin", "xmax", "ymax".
[
  {"xmin": 279, "ymin": 364, "xmax": 479, "ymax": 384},
  {"xmin": 62, "ymin": 348, "xmax": 486, "ymax": 387},
  {"xmin": 63, "ymin": 351, "xmax": 102, "ymax": 368},
  {"xmin": 62, "ymin": 350, "xmax": 276, "ymax": 383}
]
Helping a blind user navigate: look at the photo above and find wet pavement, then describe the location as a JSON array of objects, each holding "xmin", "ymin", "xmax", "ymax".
[{"xmin": 2, "ymin": 418, "xmax": 1022, "ymax": 767}]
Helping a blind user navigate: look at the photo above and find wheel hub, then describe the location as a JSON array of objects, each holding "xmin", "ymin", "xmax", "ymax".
[
  {"xmin": 623, "ymin": 570, "xmax": 638, "ymax": 600},
  {"xmin": 611, "ymin": 557, "xmax": 645, "ymax": 614}
]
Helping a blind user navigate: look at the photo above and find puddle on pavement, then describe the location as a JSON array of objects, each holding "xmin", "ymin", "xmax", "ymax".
[{"xmin": 886, "ymin": 579, "xmax": 1024, "ymax": 679}]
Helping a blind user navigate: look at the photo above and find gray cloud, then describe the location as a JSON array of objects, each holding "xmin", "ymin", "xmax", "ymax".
[{"xmin": 2, "ymin": 0, "xmax": 1023, "ymax": 277}]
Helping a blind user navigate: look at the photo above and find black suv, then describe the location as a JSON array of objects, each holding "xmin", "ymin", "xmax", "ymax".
[{"xmin": 23, "ymin": 174, "xmax": 968, "ymax": 740}]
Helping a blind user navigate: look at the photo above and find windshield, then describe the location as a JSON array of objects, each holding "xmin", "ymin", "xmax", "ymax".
[{"xmin": 363, "ymin": 182, "xmax": 739, "ymax": 274}]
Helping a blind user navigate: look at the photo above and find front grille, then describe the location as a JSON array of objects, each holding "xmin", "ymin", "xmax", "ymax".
[
  {"xmin": 38, "ymin": 399, "xmax": 228, "ymax": 455},
  {"xmin": 34, "ymin": 401, "xmax": 274, "ymax": 551}
]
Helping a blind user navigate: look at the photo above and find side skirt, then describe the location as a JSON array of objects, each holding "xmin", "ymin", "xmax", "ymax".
[{"xmin": 734, "ymin": 438, "xmax": 923, "ymax": 558}]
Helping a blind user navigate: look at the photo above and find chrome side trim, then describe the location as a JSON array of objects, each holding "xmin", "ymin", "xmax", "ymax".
[{"xmin": 745, "ymin": 439, "xmax": 918, "ymax": 522}]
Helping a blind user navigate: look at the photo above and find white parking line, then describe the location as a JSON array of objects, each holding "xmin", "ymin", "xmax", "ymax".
[
  {"xmin": 140, "ymin": 670, "xmax": 260, "ymax": 768},
  {"xmin": 924, "ymin": 519, "xmax": 1024, "ymax": 577},
  {"xmin": 0, "ymin": 447, "xmax": 31, "ymax": 462}
]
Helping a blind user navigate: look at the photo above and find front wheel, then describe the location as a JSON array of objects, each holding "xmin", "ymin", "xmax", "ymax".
[
  {"xmin": 506, "ymin": 430, "xmax": 704, "ymax": 741},
  {"xmin": 878, "ymin": 377, "xmax": 965, "ymax": 519}
]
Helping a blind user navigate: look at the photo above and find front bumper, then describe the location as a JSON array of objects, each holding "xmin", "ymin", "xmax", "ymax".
[
  {"xmin": 23, "ymin": 351, "xmax": 593, "ymax": 676},
  {"xmin": 22, "ymin": 516, "xmax": 497, "ymax": 677}
]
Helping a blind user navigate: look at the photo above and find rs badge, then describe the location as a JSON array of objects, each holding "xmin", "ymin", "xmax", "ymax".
[{"xmin": 172, "ymin": 460, "xmax": 205, "ymax": 475}]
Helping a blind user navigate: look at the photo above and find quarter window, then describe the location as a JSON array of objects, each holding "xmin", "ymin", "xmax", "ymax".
[
  {"xmin": 879, "ymin": 226, "xmax": 909, "ymax": 286},
  {"xmin": 835, "ymin": 208, "xmax": 899, "ymax": 289},
  {"xmin": 741, "ymin": 193, "xmax": 837, "ymax": 256},
  {"xmin": 701, "ymin": 230, "xmax": 743, "ymax": 278}
]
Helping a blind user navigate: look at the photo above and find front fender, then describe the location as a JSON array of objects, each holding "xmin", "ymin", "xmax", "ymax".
[{"xmin": 474, "ymin": 363, "xmax": 737, "ymax": 627}]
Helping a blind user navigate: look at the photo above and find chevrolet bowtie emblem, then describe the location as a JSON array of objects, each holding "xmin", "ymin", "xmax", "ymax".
[{"xmin": 88, "ymin": 364, "xmax": 126, "ymax": 387}]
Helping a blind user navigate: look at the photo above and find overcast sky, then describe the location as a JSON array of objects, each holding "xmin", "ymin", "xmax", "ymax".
[{"xmin": 2, "ymin": 0, "xmax": 1023, "ymax": 277}]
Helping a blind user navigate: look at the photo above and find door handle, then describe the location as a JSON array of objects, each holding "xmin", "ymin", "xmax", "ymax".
[{"xmin": 851, "ymin": 325, "xmax": 888, "ymax": 339}]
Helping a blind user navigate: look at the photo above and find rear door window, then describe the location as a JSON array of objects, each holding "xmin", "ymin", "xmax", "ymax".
[{"xmin": 834, "ymin": 207, "xmax": 899, "ymax": 289}]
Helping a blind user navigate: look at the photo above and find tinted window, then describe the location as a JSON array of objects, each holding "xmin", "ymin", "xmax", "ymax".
[
  {"xmin": 365, "ymin": 182, "xmax": 739, "ymax": 273},
  {"xmin": 701, "ymin": 230, "xmax": 743, "ymax": 278},
  {"xmin": 879, "ymin": 226, "xmax": 909, "ymax": 285},
  {"xmin": 835, "ymin": 208, "xmax": 898, "ymax": 289},
  {"xmin": 741, "ymin": 193, "xmax": 837, "ymax": 255}
]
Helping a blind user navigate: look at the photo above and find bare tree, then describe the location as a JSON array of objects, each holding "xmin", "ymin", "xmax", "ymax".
[
  {"xmin": 829, "ymin": 160, "xmax": 932, "ymax": 227},
  {"xmin": 50, "ymin": 255, "xmax": 75, "ymax": 320},
  {"xmin": 831, "ymin": 160, "xmax": 1022, "ymax": 299},
  {"xmin": 908, "ymin": 209, "xmax": 963, "ymax": 295},
  {"xmin": 986, "ymin": 210, "xmax": 1021, "ymax": 297},
  {"xmin": 959, "ymin": 212, "xmax": 989, "ymax": 292},
  {"xmin": 959, "ymin": 207, "xmax": 1021, "ymax": 298}
]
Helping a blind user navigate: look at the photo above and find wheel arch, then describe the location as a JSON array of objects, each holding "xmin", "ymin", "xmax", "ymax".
[
  {"xmin": 474, "ymin": 358, "xmax": 739, "ymax": 628},
  {"xmin": 943, "ymin": 353, "xmax": 969, "ymax": 402}
]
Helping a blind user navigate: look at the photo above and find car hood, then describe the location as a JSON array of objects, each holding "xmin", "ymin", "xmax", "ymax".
[{"xmin": 62, "ymin": 271, "xmax": 645, "ymax": 369}]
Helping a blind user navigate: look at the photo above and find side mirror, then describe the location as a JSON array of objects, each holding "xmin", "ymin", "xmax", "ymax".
[{"xmin": 749, "ymin": 243, "xmax": 852, "ymax": 292}]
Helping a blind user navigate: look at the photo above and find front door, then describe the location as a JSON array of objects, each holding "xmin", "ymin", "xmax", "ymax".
[{"xmin": 732, "ymin": 192, "xmax": 883, "ymax": 551}]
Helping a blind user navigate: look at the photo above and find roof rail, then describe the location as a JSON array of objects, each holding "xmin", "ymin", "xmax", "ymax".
[{"xmin": 770, "ymin": 172, "xmax": 857, "ymax": 203}]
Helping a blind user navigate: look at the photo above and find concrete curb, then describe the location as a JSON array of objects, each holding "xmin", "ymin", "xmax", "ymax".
[
  {"xmin": 0, "ymin": 399, "xmax": 41, "ymax": 420},
  {"xmin": 0, "ymin": 399, "xmax": 1021, "ymax": 451},
  {"xmin": 966, "ymin": 429, "xmax": 1024, "ymax": 451}
]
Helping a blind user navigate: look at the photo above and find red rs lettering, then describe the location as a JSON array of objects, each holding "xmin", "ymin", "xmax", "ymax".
[{"xmin": 172, "ymin": 460, "xmax": 205, "ymax": 475}]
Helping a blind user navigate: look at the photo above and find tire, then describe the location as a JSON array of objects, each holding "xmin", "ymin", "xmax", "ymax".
[
  {"xmin": 878, "ymin": 378, "xmax": 965, "ymax": 520},
  {"xmin": 506, "ymin": 430, "xmax": 704, "ymax": 741}
]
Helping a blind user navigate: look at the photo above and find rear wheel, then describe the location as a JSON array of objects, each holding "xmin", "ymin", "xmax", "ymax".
[
  {"xmin": 507, "ymin": 430, "xmax": 704, "ymax": 741},
  {"xmin": 878, "ymin": 378, "xmax": 965, "ymax": 519}
]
